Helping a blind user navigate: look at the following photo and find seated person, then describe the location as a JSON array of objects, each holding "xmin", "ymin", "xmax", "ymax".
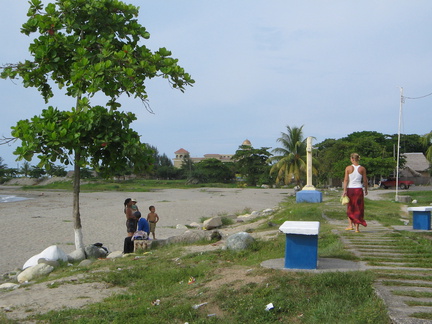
[
  {"xmin": 134, "ymin": 211, "xmax": 150, "ymax": 239},
  {"xmin": 124, "ymin": 212, "xmax": 150, "ymax": 253}
]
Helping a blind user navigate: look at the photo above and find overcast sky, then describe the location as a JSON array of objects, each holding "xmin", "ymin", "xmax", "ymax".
[{"xmin": 1, "ymin": 1, "xmax": 431, "ymax": 168}]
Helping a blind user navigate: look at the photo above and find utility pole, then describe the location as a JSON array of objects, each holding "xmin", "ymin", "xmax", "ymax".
[{"xmin": 396, "ymin": 87, "xmax": 403, "ymax": 202}]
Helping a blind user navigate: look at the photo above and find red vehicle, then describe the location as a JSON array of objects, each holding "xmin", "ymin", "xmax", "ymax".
[{"xmin": 379, "ymin": 178, "xmax": 414, "ymax": 189}]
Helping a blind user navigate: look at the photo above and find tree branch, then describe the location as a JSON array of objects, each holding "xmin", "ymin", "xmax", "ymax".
[{"xmin": 0, "ymin": 136, "xmax": 18, "ymax": 145}]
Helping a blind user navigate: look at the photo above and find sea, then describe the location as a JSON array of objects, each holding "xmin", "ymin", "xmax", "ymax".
[{"xmin": 0, "ymin": 194, "xmax": 32, "ymax": 203}]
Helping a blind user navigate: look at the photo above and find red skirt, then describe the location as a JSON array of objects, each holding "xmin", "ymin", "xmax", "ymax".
[{"xmin": 346, "ymin": 188, "xmax": 367, "ymax": 227}]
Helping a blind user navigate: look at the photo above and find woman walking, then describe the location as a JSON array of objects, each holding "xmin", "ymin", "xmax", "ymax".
[{"xmin": 343, "ymin": 153, "xmax": 368, "ymax": 232}]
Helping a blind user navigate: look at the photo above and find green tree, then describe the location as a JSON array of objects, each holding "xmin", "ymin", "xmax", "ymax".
[
  {"xmin": 20, "ymin": 161, "xmax": 31, "ymax": 177},
  {"xmin": 156, "ymin": 165, "xmax": 181, "ymax": 180},
  {"xmin": 269, "ymin": 125, "xmax": 315, "ymax": 186},
  {"xmin": 423, "ymin": 131, "xmax": 432, "ymax": 162},
  {"xmin": 29, "ymin": 165, "xmax": 46, "ymax": 178},
  {"xmin": 80, "ymin": 167, "xmax": 94, "ymax": 179},
  {"xmin": 180, "ymin": 154, "xmax": 195, "ymax": 180},
  {"xmin": 192, "ymin": 158, "xmax": 235, "ymax": 183},
  {"xmin": 148, "ymin": 145, "xmax": 174, "ymax": 178},
  {"xmin": 0, "ymin": 157, "xmax": 7, "ymax": 177},
  {"xmin": 46, "ymin": 164, "xmax": 67, "ymax": 177},
  {"xmin": 316, "ymin": 131, "xmax": 400, "ymax": 186},
  {"xmin": 389, "ymin": 133, "xmax": 426, "ymax": 154},
  {"xmin": 1, "ymin": 0, "xmax": 193, "ymax": 252},
  {"xmin": 232, "ymin": 145, "xmax": 272, "ymax": 186}
]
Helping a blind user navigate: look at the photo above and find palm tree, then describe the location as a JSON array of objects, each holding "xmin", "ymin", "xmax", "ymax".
[
  {"xmin": 269, "ymin": 125, "xmax": 316, "ymax": 186},
  {"xmin": 423, "ymin": 131, "xmax": 432, "ymax": 162},
  {"xmin": 20, "ymin": 161, "xmax": 31, "ymax": 177}
]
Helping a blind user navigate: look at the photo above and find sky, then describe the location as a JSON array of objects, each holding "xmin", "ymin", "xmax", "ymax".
[{"xmin": 1, "ymin": 1, "xmax": 432, "ymax": 169}]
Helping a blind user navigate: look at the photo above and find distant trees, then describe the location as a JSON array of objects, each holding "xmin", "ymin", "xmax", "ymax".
[
  {"xmin": 192, "ymin": 159, "xmax": 235, "ymax": 183},
  {"xmin": 314, "ymin": 131, "xmax": 415, "ymax": 186},
  {"xmin": 423, "ymin": 131, "xmax": 432, "ymax": 163},
  {"xmin": 269, "ymin": 125, "xmax": 316, "ymax": 186},
  {"xmin": 231, "ymin": 145, "xmax": 272, "ymax": 186}
]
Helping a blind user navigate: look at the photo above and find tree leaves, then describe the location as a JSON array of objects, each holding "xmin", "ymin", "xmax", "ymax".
[
  {"xmin": 11, "ymin": 105, "xmax": 153, "ymax": 176},
  {"xmin": 2, "ymin": 0, "xmax": 195, "ymax": 109}
]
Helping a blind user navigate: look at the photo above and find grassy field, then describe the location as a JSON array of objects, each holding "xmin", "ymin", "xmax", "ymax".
[
  {"xmin": 22, "ymin": 179, "xmax": 242, "ymax": 191},
  {"xmin": 2, "ymin": 186, "xmax": 432, "ymax": 323}
]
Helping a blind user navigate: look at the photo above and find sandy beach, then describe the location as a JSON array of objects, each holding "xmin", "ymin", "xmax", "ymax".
[{"xmin": 0, "ymin": 187, "xmax": 292, "ymax": 275}]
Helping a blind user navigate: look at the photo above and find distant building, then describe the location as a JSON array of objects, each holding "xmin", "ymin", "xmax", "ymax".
[
  {"xmin": 173, "ymin": 139, "xmax": 252, "ymax": 168},
  {"xmin": 400, "ymin": 153, "xmax": 431, "ymax": 185}
]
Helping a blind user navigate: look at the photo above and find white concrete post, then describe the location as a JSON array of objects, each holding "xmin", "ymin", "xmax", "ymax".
[{"xmin": 302, "ymin": 136, "xmax": 315, "ymax": 190}]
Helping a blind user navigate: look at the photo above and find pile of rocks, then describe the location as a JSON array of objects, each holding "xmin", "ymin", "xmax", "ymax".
[{"xmin": 1, "ymin": 207, "xmax": 278, "ymax": 290}]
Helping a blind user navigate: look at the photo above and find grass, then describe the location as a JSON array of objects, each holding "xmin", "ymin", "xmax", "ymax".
[
  {"xmin": 5, "ymin": 185, "xmax": 432, "ymax": 323},
  {"xmin": 26, "ymin": 247, "xmax": 389, "ymax": 324},
  {"xmin": 21, "ymin": 179, "xmax": 241, "ymax": 192}
]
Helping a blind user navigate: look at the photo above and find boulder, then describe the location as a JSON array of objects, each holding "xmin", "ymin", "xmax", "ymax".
[
  {"xmin": 226, "ymin": 232, "xmax": 255, "ymax": 251},
  {"xmin": 262, "ymin": 208, "xmax": 275, "ymax": 215},
  {"xmin": 167, "ymin": 230, "xmax": 221, "ymax": 244},
  {"xmin": 107, "ymin": 251, "xmax": 124, "ymax": 259},
  {"xmin": 38, "ymin": 258, "xmax": 60, "ymax": 268},
  {"xmin": 237, "ymin": 214, "xmax": 251, "ymax": 222},
  {"xmin": 17, "ymin": 263, "xmax": 54, "ymax": 283},
  {"xmin": 398, "ymin": 196, "xmax": 411, "ymax": 203},
  {"xmin": 23, "ymin": 245, "xmax": 68, "ymax": 269},
  {"xmin": 84, "ymin": 244, "xmax": 108, "ymax": 259},
  {"xmin": 189, "ymin": 222, "xmax": 202, "ymax": 229},
  {"xmin": 203, "ymin": 217, "xmax": 222, "ymax": 230},
  {"xmin": 251, "ymin": 211, "xmax": 260, "ymax": 217},
  {"xmin": 79, "ymin": 259, "xmax": 94, "ymax": 267},
  {"xmin": 68, "ymin": 248, "xmax": 86, "ymax": 263},
  {"xmin": 0, "ymin": 283, "xmax": 19, "ymax": 290},
  {"xmin": 176, "ymin": 224, "xmax": 188, "ymax": 230}
]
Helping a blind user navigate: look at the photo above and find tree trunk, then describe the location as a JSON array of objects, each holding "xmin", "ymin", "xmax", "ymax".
[{"xmin": 73, "ymin": 152, "xmax": 85, "ymax": 250}]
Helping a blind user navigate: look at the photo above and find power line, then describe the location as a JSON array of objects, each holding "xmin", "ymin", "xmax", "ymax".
[{"xmin": 404, "ymin": 91, "xmax": 432, "ymax": 100}]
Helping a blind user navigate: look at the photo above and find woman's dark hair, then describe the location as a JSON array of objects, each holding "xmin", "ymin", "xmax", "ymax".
[{"xmin": 124, "ymin": 198, "xmax": 132, "ymax": 214}]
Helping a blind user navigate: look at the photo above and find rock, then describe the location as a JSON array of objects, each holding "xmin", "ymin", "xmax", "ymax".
[
  {"xmin": 262, "ymin": 208, "xmax": 275, "ymax": 215},
  {"xmin": 203, "ymin": 217, "xmax": 222, "ymax": 230},
  {"xmin": 251, "ymin": 211, "xmax": 260, "ymax": 217},
  {"xmin": 226, "ymin": 232, "xmax": 255, "ymax": 251},
  {"xmin": 68, "ymin": 248, "xmax": 86, "ymax": 263},
  {"xmin": 237, "ymin": 213, "xmax": 251, "ymax": 219},
  {"xmin": 0, "ymin": 283, "xmax": 19, "ymax": 290},
  {"xmin": 17, "ymin": 263, "xmax": 54, "ymax": 283},
  {"xmin": 397, "ymin": 196, "xmax": 411, "ymax": 203},
  {"xmin": 107, "ymin": 251, "xmax": 124, "ymax": 259},
  {"xmin": 176, "ymin": 224, "xmax": 188, "ymax": 230},
  {"xmin": 38, "ymin": 258, "xmax": 60, "ymax": 268},
  {"xmin": 189, "ymin": 222, "xmax": 202, "ymax": 229},
  {"xmin": 84, "ymin": 244, "xmax": 108, "ymax": 259},
  {"xmin": 79, "ymin": 259, "xmax": 93, "ymax": 267},
  {"xmin": 23, "ymin": 245, "xmax": 68, "ymax": 269},
  {"xmin": 167, "ymin": 230, "xmax": 221, "ymax": 244}
]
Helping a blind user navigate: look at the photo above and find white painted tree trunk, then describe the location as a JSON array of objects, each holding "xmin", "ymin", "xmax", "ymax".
[
  {"xmin": 73, "ymin": 152, "xmax": 85, "ymax": 250},
  {"xmin": 74, "ymin": 228, "xmax": 85, "ymax": 250}
]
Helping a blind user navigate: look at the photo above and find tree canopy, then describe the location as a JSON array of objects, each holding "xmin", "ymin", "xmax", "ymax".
[
  {"xmin": 231, "ymin": 145, "xmax": 272, "ymax": 186},
  {"xmin": 1, "ymin": 0, "xmax": 194, "ymax": 111},
  {"xmin": 0, "ymin": 0, "xmax": 194, "ymax": 251},
  {"xmin": 269, "ymin": 125, "xmax": 317, "ymax": 186}
]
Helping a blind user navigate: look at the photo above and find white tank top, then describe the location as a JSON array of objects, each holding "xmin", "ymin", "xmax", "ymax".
[{"xmin": 348, "ymin": 165, "xmax": 363, "ymax": 188}]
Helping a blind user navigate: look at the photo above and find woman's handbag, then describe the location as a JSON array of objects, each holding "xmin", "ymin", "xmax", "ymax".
[{"xmin": 340, "ymin": 195, "xmax": 350, "ymax": 205}]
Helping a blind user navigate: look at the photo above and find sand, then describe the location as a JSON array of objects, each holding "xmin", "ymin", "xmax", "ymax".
[{"xmin": 0, "ymin": 186, "xmax": 292, "ymax": 275}]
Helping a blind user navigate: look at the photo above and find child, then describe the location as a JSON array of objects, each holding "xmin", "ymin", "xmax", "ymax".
[
  {"xmin": 147, "ymin": 205, "xmax": 159, "ymax": 240},
  {"xmin": 131, "ymin": 198, "xmax": 139, "ymax": 212}
]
